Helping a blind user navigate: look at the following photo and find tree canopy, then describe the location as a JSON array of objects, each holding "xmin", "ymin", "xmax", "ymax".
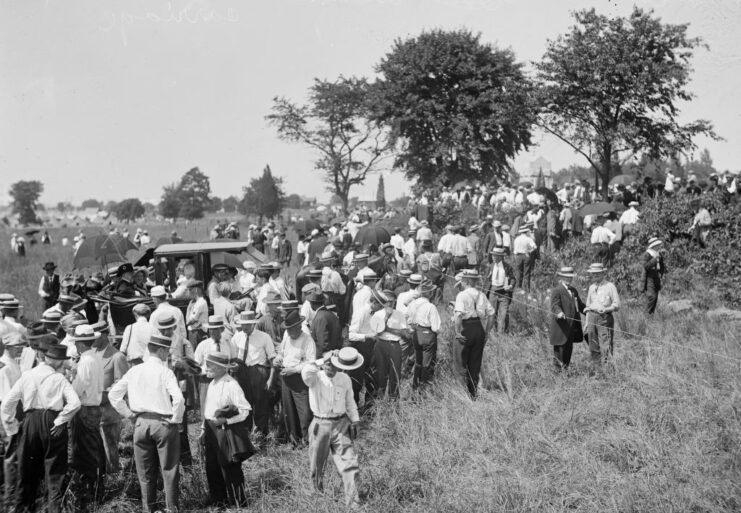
[
  {"xmin": 115, "ymin": 198, "xmax": 145, "ymax": 222},
  {"xmin": 374, "ymin": 29, "xmax": 535, "ymax": 186},
  {"xmin": 9, "ymin": 180, "xmax": 44, "ymax": 225},
  {"xmin": 158, "ymin": 167, "xmax": 213, "ymax": 220},
  {"xmin": 267, "ymin": 76, "xmax": 392, "ymax": 213},
  {"xmin": 537, "ymin": 7, "xmax": 718, "ymax": 196},
  {"xmin": 239, "ymin": 165, "xmax": 286, "ymax": 224}
]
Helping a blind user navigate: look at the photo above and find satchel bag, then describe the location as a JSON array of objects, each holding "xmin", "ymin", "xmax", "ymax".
[{"xmin": 214, "ymin": 420, "xmax": 256, "ymax": 465}]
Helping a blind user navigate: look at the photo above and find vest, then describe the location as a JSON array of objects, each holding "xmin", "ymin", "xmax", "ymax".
[{"xmin": 43, "ymin": 274, "xmax": 61, "ymax": 300}]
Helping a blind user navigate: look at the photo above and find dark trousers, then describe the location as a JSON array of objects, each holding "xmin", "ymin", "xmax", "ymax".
[
  {"xmin": 16, "ymin": 409, "xmax": 68, "ymax": 513},
  {"xmin": 645, "ymin": 280, "xmax": 660, "ymax": 314},
  {"xmin": 244, "ymin": 365, "xmax": 271, "ymax": 435},
  {"xmin": 553, "ymin": 342, "xmax": 574, "ymax": 370},
  {"xmin": 70, "ymin": 405, "xmax": 105, "ymax": 505},
  {"xmin": 489, "ymin": 289, "xmax": 512, "ymax": 333},
  {"xmin": 373, "ymin": 339, "xmax": 402, "ymax": 399},
  {"xmin": 513, "ymin": 254, "xmax": 534, "ymax": 292},
  {"xmin": 412, "ymin": 331, "xmax": 438, "ymax": 389},
  {"xmin": 455, "ymin": 319, "xmax": 486, "ymax": 397},
  {"xmin": 281, "ymin": 374, "xmax": 312, "ymax": 444},
  {"xmin": 204, "ymin": 421, "xmax": 245, "ymax": 507},
  {"xmin": 133, "ymin": 415, "xmax": 180, "ymax": 513},
  {"xmin": 593, "ymin": 243, "xmax": 611, "ymax": 267},
  {"xmin": 348, "ymin": 339, "xmax": 376, "ymax": 407}
]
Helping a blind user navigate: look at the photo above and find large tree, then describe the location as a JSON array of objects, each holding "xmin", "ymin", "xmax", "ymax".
[
  {"xmin": 374, "ymin": 29, "xmax": 535, "ymax": 186},
  {"xmin": 267, "ymin": 77, "xmax": 392, "ymax": 213},
  {"xmin": 158, "ymin": 167, "xmax": 213, "ymax": 220},
  {"xmin": 537, "ymin": 7, "xmax": 717, "ymax": 197},
  {"xmin": 9, "ymin": 180, "xmax": 44, "ymax": 225},
  {"xmin": 115, "ymin": 198, "xmax": 145, "ymax": 222},
  {"xmin": 239, "ymin": 165, "xmax": 286, "ymax": 225}
]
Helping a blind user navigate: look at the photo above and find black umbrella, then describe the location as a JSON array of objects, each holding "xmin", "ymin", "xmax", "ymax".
[
  {"xmin": 354, "ymin": 225, "xmax": 391, "ymax": 250},
  {"xmin": 578, "ymin": 202, "xmax": 616, "ymax": 217},
  {"xmin": 73, "ymin": 234, "xmax": 138, "ymax": 269},
  {"xmin": 535, "ymin": 187, "xmax": 558, "ymax": 204},
  {"xmin": 25, "ymin": 229, "xmax": 40, "ymax": 236}
]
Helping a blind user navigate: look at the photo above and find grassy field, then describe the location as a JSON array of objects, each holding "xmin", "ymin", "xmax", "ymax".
[{"xmin": 1, "ymin": 219, "xmax": 740, "ymax": 512}]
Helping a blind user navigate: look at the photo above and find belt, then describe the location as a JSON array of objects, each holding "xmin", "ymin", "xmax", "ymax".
[
  {"xmin": 25, "ymin": 408, "xmax": 61, "ymax": 414},
  {"xmin": 135, "ymin": 412, "xmax": 171, "ymax": 421},
  {"xmin": 462, "ymin": 317, "xmax": 480, "ymax": 321},
  {"xmin": 246, "ymin": 364, "xmax": 271, "ymax": 369},
  {"xmin": 313, "ymin": 414, "xmax": 346, "ymax": 421}
]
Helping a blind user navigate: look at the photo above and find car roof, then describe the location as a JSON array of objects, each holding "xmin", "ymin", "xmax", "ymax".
[{"xmin": 154, "ymin": 241, "xmax": 252, "ymax": 255}]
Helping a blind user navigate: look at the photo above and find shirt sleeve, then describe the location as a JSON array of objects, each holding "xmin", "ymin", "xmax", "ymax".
[
  {"xmin": 55, "ymin": 377, "xmax": 82, "ymax": 427},
  {"xmin": 303, "ymin": 337, "xmax": 316, "ymax": 366},
  {"xmin": 38, "ymin": 277, "xmax": 46, "ymax": 297},
  {"xmin": 348, "ymin": 309, "xmax": 368, "ymax": 342},
  {"xmin": 369, "ymin": 311, "xmax": 385, "ymax": 335},
  {"xmin": 108, "ymin": 370, "xmax": 133, "ymax": 418},
  {"xmin": 112, "ymin": 354, "xmax": 129, "ymax": 384},
  {"xmin": 120, "ymin": 325, "xmax": 132, "ymax": 355},
  {"xmin": 454, "ymin": 292, "xmax": 467, "ymax": 316},
  {"xmin": 226, "ymin": 381, "xmax": 251, "ymax": 425},
  {"xmin": 344, "ymin": 375, "xmax": 360, "ymax": 423},
  {"xmin": 164, "ymin": 369, "xmax": 185, "ymax": 424},
  {"xmin": 301, "ymin": 362, "xmax": 320, "ymax": 387},
  {"xmin": 429, "ymin": 305, "xmax": 442, "ymax": 332},
  {"xmin": 72, "ymin": 357, "xmax": 91, "ymax": 401},
  {"xmin": 1, "ymin": 377, "xmax": 24, "ymax": 435}
]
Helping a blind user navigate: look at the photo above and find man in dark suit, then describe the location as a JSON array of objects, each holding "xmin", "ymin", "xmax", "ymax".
[
  {"xmin": 549, "ymin": 266, "xmax": 587, "ymax": 370},
  {"xmin": 641, "ymin": 237, "xmax": 666, "ymax": 315},
  {"xmin": 307, "ymin": 292, "xmax": 342, "ymax": 355},
  {"xmin": 38, "ymin": 262, "xmax": 61, "ymax": 310},
  {"xmin": 485, "ymin": 248, "xmax": 516, "ymax": 333}
]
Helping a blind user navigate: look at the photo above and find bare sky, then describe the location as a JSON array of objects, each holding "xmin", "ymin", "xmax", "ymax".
[{"xmin": 1, "ymin": 0, "xmax": 739, "ymax": 206}]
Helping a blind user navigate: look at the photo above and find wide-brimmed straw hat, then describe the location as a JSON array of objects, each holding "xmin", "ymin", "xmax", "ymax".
[
  {"xmin": 204, "ymin": 315, "xmax": 226, "ymax": 330},
  {"xmin": 647, "ymin": 237, "xmax": 663, "ymax": 249},
  {"xmin": 71, "ymin": 324, "xmax": 100, "ymax": 343},
  {"xmin": 587, "ymin": 263, "xmax": 607, "ymax": 274},
  {"xmin": 407, "ymin": 273, "xmax": 424, "ymax": 285},
  {"xmin": 205, "ymin": 351, "xmax": 237, "ymax": 369},
  {"xmin": 156, "ymin": 314, "xmax": 178, "ymax": 330},
  {"xmin": 149, "ymin": 334, "xmax": 172, "ymax": 348},
  {"xmin": 557, "ymin": 266, "xmax": 577, "ymax": 278},
  {"xmin": 236, "ymin": 311, "xmax": 259, "ymax": 325},
  {"xmin": 329, "ymin": 347, "xmax": 364, "ymax": 371}
]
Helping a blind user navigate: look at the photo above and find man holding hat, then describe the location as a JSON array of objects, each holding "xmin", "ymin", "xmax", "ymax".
[
  {"xmin": 109, "ymin": 334, "xmax": 185, "ymax": 513},
  {"xmin": 199, "ymin": 352, "xmax": 251, "ymax": 507},
  {"xmin": 301, "ymin": 347, "xmax": 363, "ymax": 508},
  {"xmin": 2, "ymin": 343, "xmax": 81, "ymax": 513},
  {"xmin": 38, "ymin": 262, "xmax": 61, "ymax": 310},
  {"xmin": 274, "ymin": 310, "xmax": 316, "ymax": 446},
  {"xmin": 194, "ymin": 315, "xmax": 236, "ymax": 416},
  {"xmin": 69, "ymin": 324, "xmax": 106, "ymax": 507},
  {"xmin": 641, "ymin": 237, "xmax": 666, "ymax": 315},
  {"xmin": 231, "ymin": 311, "xmax": 276, "ymax": 436},
  {"xmin": 549, "ymin": 266, "xmax": 587, "ymax": 370},
  {"xmin": 585, "ymin": 263, "xmax": 621, "ymax": 367},
  {"xmin": 120, "ymin": 303, "xmax": 153, "ymax": 365},
  {"xmin": 92, "ymin": 321, "xmax": 129, "ymax": 474},
  {"xmin": 406, "ymin": 280, "xmax": 441, "ymax": 389},
  {"xmin": 486, "ymin": 248, "xmax": 515, "ymax": 334},
  {"xmin": 453, "ymin": 270, "xmax": 495, "ymax": 398}
]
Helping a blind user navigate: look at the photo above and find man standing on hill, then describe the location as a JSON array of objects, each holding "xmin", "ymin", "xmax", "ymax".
[
  {"xmin": 641, "ymin": 237, "xmax": 666, "ymax": 315},
  {"xmin": 549, "ymin": 266, "xmax": 587, "ymax": 371},
  {"xmin": 38, "ymin": 262, "xmax": 61, "ymax": 311}
]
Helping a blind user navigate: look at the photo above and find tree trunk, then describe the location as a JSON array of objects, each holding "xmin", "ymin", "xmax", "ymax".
[
  {"xmin": 339, "ymin": 192, "xmax": 349, "ymax": 216},
  {"xmin": 600, "ymin": 142, "xmax": 612, "ymax": 200}
]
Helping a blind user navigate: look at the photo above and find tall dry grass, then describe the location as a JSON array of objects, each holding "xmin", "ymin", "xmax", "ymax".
[{"xmin": 1, "ymin": 221, "xmax": 740, "ymax": 512}]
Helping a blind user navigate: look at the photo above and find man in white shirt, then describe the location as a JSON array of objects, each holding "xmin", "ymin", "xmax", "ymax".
[
  {"xmin": 274, "ymin": 310, "xmax": 316, "ymax": 447},
  {"xmin": 619, "ymin": 201, "xmax": 640, "ymax": 225},
  {"xmin": 109, "ymin": 334, "xmax": 184, "ymax": 513},
  {"xmin": 193, "ymin": 315, "xmax": 236, "ymax": 415},
  {"xmin": 437, "ymin": 225, "xmax": 455, "ymax": 256},
  {"xmin": 402, "ymin": 231, "xmax": 417, "ymax": 270},
  {"xmin": 231, "ymin": 311, "xmax": 276, "ymax": 436},
  {"xmin": 390, "ymin": 227, "xmax": 404, "ymax": 256},
  {"xmin": 369, "ymin": 290, "xmax": 407, "ymax": 399},
  {"xmin": 512, "ymin": 225, "xmax": 537, "ymax": 293},
  {"xmin": 487, "ymin": 248, "xmax": 515, "ymax": 333},
  {"xmin": 590, "ymin": 218, "xmax": 617, "ymax": 266},
  {"xmin": 406, "ymin": 281, "xmax": 441, "ymax": 389},
  {"xmin": 69, "ymin": 324, "xmax": 106, "ymax": 507},
  {"xmin": 199, "ymin": 352, "xmax": 251, "ymax": 507},
  {"xmin": 301, "ymin": 348, "xmax": 363, "ymax": 508},
  {"xmin": 120, "ymin": 303, "xmax": 153, "ymax": 365},
  {"xmin": 149, "ymin": 286, "xmax": 187, "ymax": 341},
  {"xmin": 2, "ymin": 344, "xmax": 81, "ymax": 513},
  {"xmin": 415, "ymin": 220, "xmax": 433, "ymax": 243}
]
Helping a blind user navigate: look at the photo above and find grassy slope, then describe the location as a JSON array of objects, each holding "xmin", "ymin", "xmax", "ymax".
[{"xmin": 1, "ymin": 221, "xmax": 740, "ymax": 512}]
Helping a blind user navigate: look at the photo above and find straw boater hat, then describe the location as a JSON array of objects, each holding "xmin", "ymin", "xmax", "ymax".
[
  {"xmin": 319, "ymin": 252, "xmax": 337, "ymax": 264},
  {"xmin": 205, "ymin": 351, "xmax": 236, "ymax": 369},
  {"xmin": 2, "ymin": 332, "xmax": 26, "ymax": 347},
  {"xmin": 628, "ymin": 201, "xmax": 639, "ymax": 207},
  {"xmin": 204, "ymin": 315, "xmax": 225, "ymax": 330},
  {"xmin": 307, "ymin": 269, "xmax": 323, "ymax": 279},
  {"xmin": 45, "ymin": 344, "xmax": 70, "ymax": 361},
  {"xmin": 280, "ymin": 300, "xmax": 300, "ymax": 312},
  {"xmin": 149, "ymin": 334, "xmax": 173, "ymax": 348},
  {"xmin": 328, "ymin": 347, "xmax": 364, "ymax": 371},
  {"xmin": 460, "ymin": 269, "xmax": 481, "ymax": 280},
  {"xmin": 242, "ymin": 260, "xmax": 257, "ymax": 271},
  {"xmin": 397, "ymin": 269, "xmax": 413, "ymax": 278},
  {"xmin": 281, "ymin": 310, "xmax": 305, "ymax": 330},
  {"xmin": 492, "ymin": 220, "xmax": 502, "ymax": 228},
  {"xmin": 264, "ymin": 291, "xmax": 283, "ymax": 304},
  {"xmin": 71, "ymin": 324, "xmax": 101, "ymax": 343},
  {"xmin": 587, "ymin": 263, "xmax": 607, "ymax": 274},
  {"xmin": 91, "ymin": 320, "xmax": 110, "ymax": 334},
  {"xmin": 212, "ymin": 263, "xmax": 229, "ymax": 273},
  {"xmin": 0, "ymin": 298, "xmax": 21, "ymax": 310},
  {"xmin": 236, "ymin": 311, "xmax": 259, "ymax": 325},
  {"xmin": 0, "ymin": 293, "xmax": 16, "ymax": 306},
  {"xmin": 647, "ymin": 237, "xmax": 663, "ymax": 249},
  {"xmin": 150, "ymin": 286, "xmax": 167, "ymax": 298},
  {"xmin": 407, "ymin": 273, "xmax": 424, "ymax": 285},
  {"xmin": 185, "ymin": 279, "xmax": 204, "ymax": 290},
  {"xmin": 518, "ymin": 224, "xmax": 532, "ymax": 234},
  {"xmin": 556, "ymin": 266, "xmax": 577, "ymax": 278},
  {"xmin": 361, "ymin": 270, "xmax": 379, "ymax": 282},
  {"xmin": 371, "ymin": 289, "xmax": 390, "ymax": 305},
  {"xmin": 156, "ymin": 314, "xmax": 178, "ymax": 330},
  {"xmin": 353, "ymin": 253, "xmax": 369, "ymax": 263}
]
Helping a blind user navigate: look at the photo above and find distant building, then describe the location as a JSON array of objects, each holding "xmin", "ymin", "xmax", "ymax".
[{"xmin": 520, "ymin": 157, "xmax": 553, "ymax": 187}]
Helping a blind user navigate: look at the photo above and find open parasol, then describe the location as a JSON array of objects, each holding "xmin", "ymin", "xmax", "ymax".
[
  {"xmin": 73, "ymin": 234, "xmax": 138, "ymax": 269},
  {"xmin": 609, "ymin": 174, "xmax": 636, "ymax": 186},
  {"xmin": 353, "ymin": 225, "xmax": 391, "ymax": 250}
]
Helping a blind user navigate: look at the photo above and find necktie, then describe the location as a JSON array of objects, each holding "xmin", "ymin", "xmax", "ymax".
[
  {"xmin": 216, "ymin": 340, "xmax": 221, "ymax": 352},
  {"xmin": 243, "ymin": 334, "xmax": 250, "ymax": 363}
]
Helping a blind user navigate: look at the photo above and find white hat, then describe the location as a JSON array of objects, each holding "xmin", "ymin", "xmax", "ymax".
[
  {"xmin": 329, "ymin": 347, "xmax": 364, "ymax": 371},
  {"xmin": 71, "ymin": 324, "xmax": 101, "ymax": 342},
  {"xmin": 150, "ymin": 285, "xmax": 167, "ymax": 298},
  {"xmin": 242, "ymin": 261, "xmax": 257, "ymax": 270}
]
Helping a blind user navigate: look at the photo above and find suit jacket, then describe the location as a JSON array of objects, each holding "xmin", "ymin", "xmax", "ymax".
[
  {"xmin": 641, "ymin": 250, "xmax": 666, "ymax": 292},
  {"xmin": 549, "ymin": 283, "xmax": 586, "ymax": 346},
  {"xmin": 484, "ymin": 261, "xmax": 516, "ymax": 292},
  {"xmin": 310, "ymin": 307, "xmax": 342, "ymax": 355}
]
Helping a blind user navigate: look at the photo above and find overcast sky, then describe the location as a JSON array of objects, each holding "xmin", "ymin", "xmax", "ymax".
[{"xmin": 1, "ymin": 0, "xmax": 739, "ymax": 206}]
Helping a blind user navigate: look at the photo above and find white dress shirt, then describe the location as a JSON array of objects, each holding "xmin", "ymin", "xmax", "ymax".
[
  {"xmin": 591, "ymin": 226, "xmax": 617, "ymax": 245},
  {"xmin": 277, "ymin": 331, "xmax": 316, "ymax": 371},
  {"xmin": 203, "ymin": 374, "xmax": 251, "ymax": 424},
  {"xmin": 619, "ymin": 207, "xmax": 640, "ymax": 225},
  {"xmin": 352, "ymin": 284, "xmax": 373, "ymax": 315},
  {"xmin": 120, "ymin": 318, "xmax": 154, "ymax": 362},
  {"xmin": 370, "ymin": 309, "xmax": 407, "ymax": 341},
  {"xmin": 186, "ymin": 297, "xmax": 209, "ymax": 332},
  {"xmin": 193, "ymin": 337, "xmax": 236, "ymax": 373},
  {"xmin": 0, "ymin": 353, "xmax": 22, "ymax": 402},
  {"xmin": 415, "ymin": 226, "xmax": 432, "ymax": 241},
  {"xmin": 150, "ymin": 302, "xmax": 187, "ymax": 340},
  {"xmin": 232, "ymin": 329, "xmax": 276, "ymax": 367},
  {"xmin": 301, "ymin": 364, "xmax": 359, "ymax": 422},
  {"xmin": 108, "ymin": 355, "xmax": 185, "ymax": 424},
  {"xmin": 437, "ymin": 233, "xmax": 454, "ymax": 253},
  {"xmin": 348, "ymin": 304, "xmax": 374, "ymax": 342},
  {"xmin": 454, "ymin": 287, "xmax": 495, "ymax": 320},
  {"xmin": 513, "ymin": 234, "xmax": 537, "ymax": 255},
  {"xmin": 490, "ymin": 262, "xmax": 508, "ymax": 288},
  {"xmin": 1, "ymin": 364, "xmax": 81, "ymax": 436},
  {"xmin": 449, "ymin": 234, "xmax": 472, "ymax": 257},
  {"xmin": 406, "ymin": 297, "xmax": 441, "ymax": 332},
  {"xmin": 72, "ymin": 350, "xmax": 104, "ymax": 406},
  {"xmin": 321, "ymin": 268, "xmax": 346, "ymax": 294},
  {"xmin": 395, "ymin": 289, "xmax": 420, "ymax": 314}
]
